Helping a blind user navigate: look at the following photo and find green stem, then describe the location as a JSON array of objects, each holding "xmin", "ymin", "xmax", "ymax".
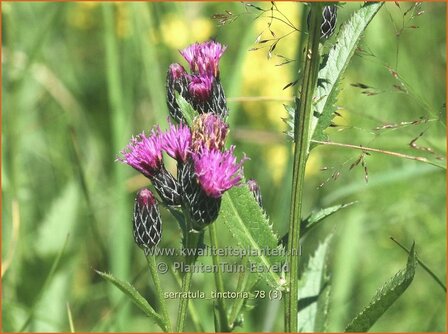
[
  {"xmin": 228, "ymin": 256, "xmax": 250, "ymax": 328},
  {"xmin": 176, "ymin": 229, "xmax": 202, "ymax": 332},
  {"xmin": 284, "ymin": 4, "xmax": 323, "ymax": 333},
  {"xmin": 209, "ymin": 224, "xmax": 231, "ymax": 332},
  {"xmin": 146, "ymin": 256, "xmax": 172, "ymax": 332}
]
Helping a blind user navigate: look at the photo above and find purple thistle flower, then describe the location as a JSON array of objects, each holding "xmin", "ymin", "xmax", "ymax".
[
  {"xmin": 117, "ymin": 129, "xmax": 163, "ymax": 178},
  {"xmin": 160, "ymin": 121, "xmax": 192, "ymax": 163},
  {"xmin": 188, "ymin": 74, "xmax": 214, "ymax": 101},
  {"xmin": 179, "ymin": 44, "xmax": 197, "ymax": 69},
  {"xmin": 192, "ymin": 146, "xmax": 247, "ymax": 198},
  {"xmin": 191, "ymin": 113, "xmax": 228, "ymax": 152},
  {"xmin": 180, "ymin": 41, "xmax": 227, "ymax": 77}
]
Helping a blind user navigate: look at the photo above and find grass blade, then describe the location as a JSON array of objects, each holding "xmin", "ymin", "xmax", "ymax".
[
  {"xmin": 95, "ymin": 270, "xmax": 166, "ymax": 331},
  {"xmin": 298, "ymin": 236, "xmax": 332, "ymax": 332}
]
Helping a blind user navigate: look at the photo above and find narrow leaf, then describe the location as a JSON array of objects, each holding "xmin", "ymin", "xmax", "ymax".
[
  {"xmin": 95, "ymin": 270, "xmax": 166, "ymax": 331},
  {"xmin": 309, "ymin": 2, "xmax": 384, "ymax": 147},
  {"xmin": 298, "ymin": 236, "xmax": 332, "ymax": 332},
  {"xmin": 216, "ymin": 186, "xmax": 285, "ymax": 288},
  {"xmin": 279, "ymin": 202, "xmax": 355, "ymax": 246},
  {"xmin": 345, "ymin": 242, "xmax": 417, "ymax": 332},
  {"xmin": 175, "ymin": 92, "xmax": 198, "ymax": 126},
  {"xmin": 301, "ymin": 202, "xmax": 356, "ymax": 236}
]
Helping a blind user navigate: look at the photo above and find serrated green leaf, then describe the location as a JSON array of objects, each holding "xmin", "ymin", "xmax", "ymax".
[
  {"xmin": 309, "ymin": 2, "xmax": 384, "ymax": 147},
  {"xmin": 298, "ymin": 236, "xmax": 332, "ymax": 332},
  {"xmin": 175, "ymin": 92, "xmax": 198, "ymax": 126},
  {"xmin": 216, "ymin": 186, "xmax": 285, "ymax": 288},
  {"xmin": 95, "ymin": 270, "xmax": 166, "ymax": 331},
  {"xmin": 301, "ymin": 202, "xmax": 356, "ymax": 236},
  {"xmin": 345, "ymin": 242, "xmax": 417, "ymax": 332}
]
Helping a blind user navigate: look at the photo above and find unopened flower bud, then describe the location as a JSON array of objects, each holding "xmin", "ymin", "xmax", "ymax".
[
  {"xmin": 133, "ymin": 189, "xmax": 162, "ymax": 254},
  {"xmin": 166, "ymin": 63, "xmax": 190, "ymax": 123},
  {"xmin": 321, "ymin": 5, "xmax": 337, "ymax": 39},
  {"xmin": 307, "ymin": 5, "xmax": 338, "ymax": 39}
]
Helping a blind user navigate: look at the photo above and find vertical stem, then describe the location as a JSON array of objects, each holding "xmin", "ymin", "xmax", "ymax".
[
  {"xmin": 284, "ymin": 4, "xmax": 323, "ymax": 333},
  {"xmin": 209, "ymin": 224, "xmax": 231, "ymax": 332},
  {"xmin": 228, "ymin": 256, "xmax": 250, "ymax": 327},
  {"xmin": 176, "ymin": 229, "xmax": 202, "ymax": 332},
  {"xmin": 146, "ymin": 256, "xmax": 172, "ymax": 332}
]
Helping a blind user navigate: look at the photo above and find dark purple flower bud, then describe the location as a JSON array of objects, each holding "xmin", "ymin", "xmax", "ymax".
[
  {"xmin": 188, "ymin": 74, "xmax": 214, "ymax": 102},
  {"xmin": 247, "ymin": 179, "xmax": 263, "ymax": 207},
  {"xmin": 117, "ymin": 129, "xmax": 163, "ymax": 178},
  {"xmin": 160, "ymin": 121, "xmax": 192, "ymax": 163},
  {"xmin": 133, "ymin": 189, "xmax": 162, "ymax": 254},
  {"xmin": 179, "ymin": 159, "xmax": 221, "ymax": 230},
  {"xmin": 192, "ymin": 146, "xmax": 247, "ymax": 199},
  {"xmin": 166, "ymin": 63, "xmax": 190, "ymax": 123},
  {"xmin": 191, "ymin": 113, "xmax": 229, "ymax": 152}
]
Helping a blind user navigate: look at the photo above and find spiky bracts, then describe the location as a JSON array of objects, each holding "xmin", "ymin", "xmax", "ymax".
[
  {"xmin": 133, "ymin": 189, "xmax": 162, "ymax": 254},
  {"xmin": 321, "ymin": 5, "xmax": 337, "ymax": 39},
  {"xmin": 307, "ymin": 5, "xmax": 338, "ymax": 39}
]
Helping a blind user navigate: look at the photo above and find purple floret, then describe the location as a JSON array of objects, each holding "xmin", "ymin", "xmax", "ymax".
[
  {"xmin": 192, "ymin": 146, "xmax": 247, "ymax": 198},
  {"xmin": 117, "ymin": 128, "xmax": 163, "ymax": 178},
  {"xmin": 160, "ymin": 122, "xmax": 192, "ymax": 163},
  {"xmin": 188, "ymin": 74, "xmax": 214, "ymax": 101},
  {"xmin": 180, "ymin": 41, "xmax": 227, "ymax": 77}
]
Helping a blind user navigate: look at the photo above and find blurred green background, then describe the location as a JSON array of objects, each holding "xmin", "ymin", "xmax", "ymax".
[{"xmin": 2, "ymin": 1, "xmax": 446, "ymax": 332}]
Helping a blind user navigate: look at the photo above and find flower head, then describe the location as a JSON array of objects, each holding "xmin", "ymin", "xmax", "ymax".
[
  {"xmin": 191, "ymin": 113, "xmax": 228, "ymax": 151},
  {"xmin": 192, "ymin": 146, "xmax": 247, "ymax": 198},
  {"xmin": 160, "ymin": 122, "xmax": 192, "ymax": 163},
  {"xmin": 180, "ymin": 41, "xmax": 227, "ymax": 77},
  {"xmin": 168, "ymin": 63, "xmax": 187, "ymax": 81},
  {"xmin": 117, "ymin": 128, "xmax": 163, "ymax": 178},
  {"xmin": 188, "ymin": 74, "xmax": 214, "ymax": 101}
]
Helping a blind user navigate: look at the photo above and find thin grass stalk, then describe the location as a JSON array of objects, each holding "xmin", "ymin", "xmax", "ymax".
[{"xmin": 284, "ymin": 4, "xmax": 323, "ymax": 332}]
